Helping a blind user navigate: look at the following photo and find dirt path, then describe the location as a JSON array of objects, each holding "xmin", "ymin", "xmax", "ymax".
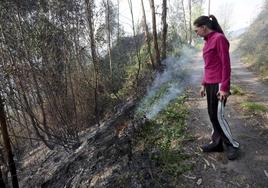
[{"xmin": 184, "ymin": 41, "xmax": 268, "ymax": 187}]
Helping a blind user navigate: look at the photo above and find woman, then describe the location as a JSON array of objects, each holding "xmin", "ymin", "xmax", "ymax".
[{"xmin": 193, "ymin": 15, "xmax": 239, "ymax": 160}]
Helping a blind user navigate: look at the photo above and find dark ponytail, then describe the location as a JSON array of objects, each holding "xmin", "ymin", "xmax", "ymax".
[{"xmin": 194, "ymin": 15, "xmax": 224, "ymax": 34}]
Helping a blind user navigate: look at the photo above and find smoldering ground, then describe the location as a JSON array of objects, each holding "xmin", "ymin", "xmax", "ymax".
[{"xmin": 137, "ymin": 46, "xmax": 200, "ymax": 119}]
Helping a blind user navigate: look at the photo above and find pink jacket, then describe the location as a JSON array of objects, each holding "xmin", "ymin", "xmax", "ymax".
[{"xmin": 202, "ymin": 32, "xmax": 231, "ymax": 92}]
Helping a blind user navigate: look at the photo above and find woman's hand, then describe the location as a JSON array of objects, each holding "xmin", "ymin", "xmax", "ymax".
[
  {"xmin": 217, "ymin": 90, "xmax": 229, "ymax": 101},
  {"xmin": 200, "ymin": 85, "xmax": 206, "ymax": 97}
]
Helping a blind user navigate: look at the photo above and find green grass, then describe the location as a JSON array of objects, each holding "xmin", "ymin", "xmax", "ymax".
[
  {"xmin": 231, "ymin": 85, "xmax": 245, "ymax": 96},
  {"xmin": 241, "ymin": 102, "xmax": 268, "ymax": 113},
  {"xmin": 134, "ymin": 94, "xmax": 193, "ymax": 185},
  {"xmin": 240, "ymin": 53, "xmax": 268, "ymax": 81},
  {"xmin": 136, "ymin": 82, "xmax": 173, "ymax": 117}
]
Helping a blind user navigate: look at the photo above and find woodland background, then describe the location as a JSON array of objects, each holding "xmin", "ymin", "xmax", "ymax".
[{"xmin": 0, "ymin": 0, "xmax": 267, "ymax": 187}]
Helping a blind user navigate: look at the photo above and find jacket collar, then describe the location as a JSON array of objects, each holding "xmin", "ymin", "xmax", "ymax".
[{"xmin": 204, "ymin": 31, "xmax": 216, "ymax": 41}]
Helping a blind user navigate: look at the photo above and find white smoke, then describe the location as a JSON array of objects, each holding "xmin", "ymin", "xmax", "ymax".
[{"xmin": 137, "ymin": 46, "xmax": 198, "ymax": 119}]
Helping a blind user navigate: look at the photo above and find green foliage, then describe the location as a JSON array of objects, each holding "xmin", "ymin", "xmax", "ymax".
[
  {"xmin": 241, "ymin": 102, "xmax": 268, "ymax": 113},
  {"xmin": 194, "ymin": 40, "xmax": 204, "ymax": 49},
  {"xmin": 136, "ymin": 84, "xmax": 170, "ymax": 117},
  {"xmin": 231, "ymin": 85, "xmax": 245, "ymax": 96},
  {"xmin": 135, "ymin": 95, "xmax": 192, "ymax": 180},
  {"xmin": 167, "ymin": 33, "xmax": 183, "ymax": 57},
  {"xmin": 103, "ymin": 34, "xmax": 154, "ymax": 101},
  {"xmin": 0, "ymin": 0, "xmax": 158, "ymax": 150},
  {"xmin": 115, "ymin": 58, "xmax": 153, "ymax": 100},
  {"xmin": 238, "ymin": 1, "xmax": 268, "ymax": 78}
]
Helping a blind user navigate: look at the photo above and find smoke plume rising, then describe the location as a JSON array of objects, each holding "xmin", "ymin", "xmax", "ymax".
[{"xmin": 137, "ymin": 46, "xmax": 199, "ymax": 119}]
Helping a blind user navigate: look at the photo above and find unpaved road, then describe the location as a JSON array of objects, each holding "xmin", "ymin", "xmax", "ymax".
[{"xmin": 184, "ymin": 40, "xmax": 268, "ymax": 187}]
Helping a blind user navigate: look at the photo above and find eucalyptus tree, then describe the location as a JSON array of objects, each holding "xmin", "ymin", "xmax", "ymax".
[
  {"xmin": 167, "ymin": 0, "xmax": 204, "ymax": 45},
  {"xmin": 149, "ymin": 0, "xmax": 161, "ymax": 66},
  {"xmin": 0, "ymin": 94, "xmax": 19, "ymax": 187},
  {"xmin": 161, "ymin": 0, "xmax": 168, "ymax": 60},
  {"xmin": 0, "ymin": 0, "xmax": 95, "ymax": 151},
  {"xmin": 141, "ymin": 0, "xmax": 155, "ymax": 68}
]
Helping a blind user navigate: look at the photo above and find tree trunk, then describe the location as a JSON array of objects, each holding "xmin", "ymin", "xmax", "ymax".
[
  {"xmin": 149, "ymin": 0, "xmax": 161, "ymax": 66},
  {"xmin": 181, "ymin": 0, "xmax": 188, "ymax": 42},
  {"xmin": 117, "ymin": 0, "xmax": 120, "ymax": 42},
  {"xmin": 106, "ymin": 0, "xmax": 113, "ymax": 78},
  {"xmin": 5, "ymin": 106, "xmax": 19, "ymax": 151},
  {"xmin": 141, "ymin": 0, "xmax": 155, "ymax": 68},
  {"xmin": 161, "ymin": 0, "xmax": 168, "ymax": 60},
  {"xmin": 85, "ymin": 0, "xmax": 100, "ymax": 126},
  {"xmin": 0, "ymin": 95, "xmax": 19, "ymax": 188},
  {"xmin": 208, "ymin": 0, "xmax": 211, "ymax": 15},
  {"xmin": 0, "ymin": 168, "xmax": 6, "ymax": 188},
  {"xmin": 188, "ymin": 0, "xmax": 192, "ymax": 45},
  {"xmin": 128, "ymin": 0, "xmax": 142, "ymax": 89}
]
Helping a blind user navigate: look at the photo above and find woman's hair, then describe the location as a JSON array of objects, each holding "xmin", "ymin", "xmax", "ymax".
[{"xmin": 193, "ymin": 15, "xmax": 224, "ymax": 34}]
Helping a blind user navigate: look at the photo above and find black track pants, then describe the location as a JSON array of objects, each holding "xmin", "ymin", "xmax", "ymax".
[{"xmin": 205, "ymin": 83, "xmax": 239, "ymax": 148}]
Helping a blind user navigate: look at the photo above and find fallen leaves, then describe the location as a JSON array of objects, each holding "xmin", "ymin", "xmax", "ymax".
[
  {"xmin": 264, "ymin": 170, "xmax": 268, "ymax": 179},
  {"xmin": 183, "ymin": 174, "xmax": 197, "ymax": 180},
  {"xmin": 196, "ymin": 178, "xmax": 202, "ymax": 185}
]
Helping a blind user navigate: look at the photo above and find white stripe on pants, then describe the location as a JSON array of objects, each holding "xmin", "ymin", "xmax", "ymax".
[{"xmin": 217, "ymin": 101, "xmax": 240, "ymax": 148}]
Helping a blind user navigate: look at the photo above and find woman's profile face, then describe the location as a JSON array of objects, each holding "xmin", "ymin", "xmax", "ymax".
[{"xmin": 194, "ymin": 25, "xmax": 206, "ymax": 37}]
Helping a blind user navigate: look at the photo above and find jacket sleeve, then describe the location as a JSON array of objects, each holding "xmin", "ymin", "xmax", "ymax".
[
  {"xmin": 201, "ymin": 76, "xmax": 205, "ymax": 86},
  {"xmin": 216, "ymin": 35, "xmax": 231, "ymax": 92}
]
